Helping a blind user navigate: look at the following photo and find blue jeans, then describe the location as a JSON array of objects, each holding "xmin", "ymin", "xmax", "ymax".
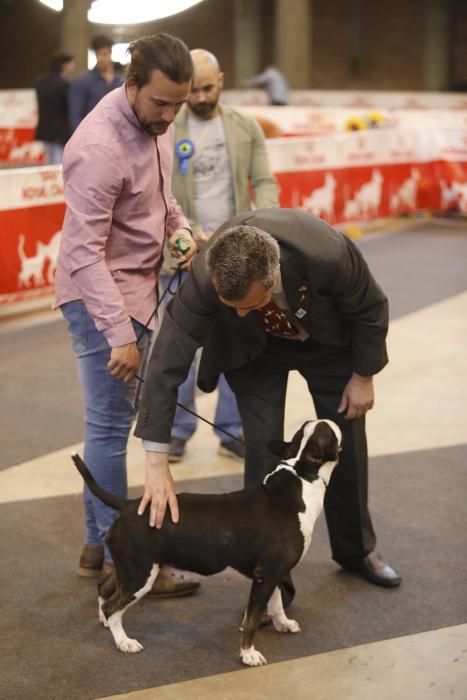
[
  {"xmin": 160, "ymin": 273, "xmax": 243, "ymax": 442},
  {"xmin": 43, "ymin": 142, "xmax": 64, "ymax": 165},
  {"xmin": 61, "ymin": 300, "xmax": 152, "ymax": 561},
  {"xmin": 173, "ymin": 367, "xmax": 243, "ymax": 442}
]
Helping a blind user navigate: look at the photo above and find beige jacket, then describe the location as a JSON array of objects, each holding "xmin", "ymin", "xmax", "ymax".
[{"xmin": 163, "ymin": 104, "xmax": 278, "ymax": 273}]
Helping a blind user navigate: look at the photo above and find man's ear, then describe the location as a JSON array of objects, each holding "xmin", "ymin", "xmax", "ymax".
[{"xmin": 126, "ymin": 78, "xmax": 137, "ymax": 104}]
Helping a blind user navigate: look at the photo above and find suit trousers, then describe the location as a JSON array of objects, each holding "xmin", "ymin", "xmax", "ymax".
[{"xmin": 225, "ymin": 334, "xmax": 377, "ymax": 603}]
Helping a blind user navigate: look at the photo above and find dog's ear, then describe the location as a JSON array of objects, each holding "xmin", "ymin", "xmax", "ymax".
[
  {"xmin": 268, "ymin": 421, "xmax": 308, "ymax": 460},
  {"xmin": 268, "ymin": 439, "xmax": 293, "ymax": 459}
]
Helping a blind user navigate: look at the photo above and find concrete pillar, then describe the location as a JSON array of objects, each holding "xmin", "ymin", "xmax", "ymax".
[
  {"xmin": 233, "ymin": 0, "xmax": 262, "ymax": 86},
  {"xmin": 275, "ymin": 0, "xmax": 312, "ymax": 88},
  {"xmin": 422, "ymin": 0, "xmax": 451, "ymax": 91},
  {"xmin": 61, "ymin": 0, "xmax": 90, "ymax": 74}
]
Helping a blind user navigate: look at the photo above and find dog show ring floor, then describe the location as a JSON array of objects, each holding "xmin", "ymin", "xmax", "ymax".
[{"xmin": 0, "ymin": 218, "xmax": 466, "ymax": 700}]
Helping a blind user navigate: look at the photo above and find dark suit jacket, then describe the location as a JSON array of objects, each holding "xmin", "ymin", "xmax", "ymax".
[
  {"xmin": 35, "ymin": 71, "xmax": 71, "ymax": 145},
  {"xmin": 136, "ymin": 208, "xmax": 389, "ymax": 443}
]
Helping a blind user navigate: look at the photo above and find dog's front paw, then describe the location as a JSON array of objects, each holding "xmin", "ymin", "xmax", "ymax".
[
  {"xmin": 272, "ymin": 617, "xmax": 301, "ymax": 634},
  {"xmin": 98, "ymin": 597, "xmax": 109, "ymax": 627},
  {"xmin": 99, "ymin": 611, "xmax": 109, "ymax": 627},
  {"xmin": 240, "ymin": 646, "xmax": 267, "ymax": 666},
  {"xmin": 117, "ymin": 637, "xmax": 144, "ymax": 654}
]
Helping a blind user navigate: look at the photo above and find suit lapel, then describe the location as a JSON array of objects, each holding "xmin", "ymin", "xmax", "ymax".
[{"xmin": 279, "ymin": 247, "xmax": 314, "ymax": 332}]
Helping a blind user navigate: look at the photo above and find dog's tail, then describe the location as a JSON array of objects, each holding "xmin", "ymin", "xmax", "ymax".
[{"xmin": 71, "ymin": 453, "xmax": 128, "ymax": 511}]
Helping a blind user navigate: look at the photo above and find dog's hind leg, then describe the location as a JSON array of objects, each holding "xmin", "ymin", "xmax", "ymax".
[
  {"xmin": 267, "ymin": 586, "xmax": 300, "ymax": 633},
  {"xmin": 240, "ymin": 578, "xmax": 277, "ymax": 667},
  {"xmin": 102, "ymin": 563, "xmax": 160, "ymax": 653},
  {"xmin": 98, "ymin": 569, "xmax": 117, "ymax": 626}
]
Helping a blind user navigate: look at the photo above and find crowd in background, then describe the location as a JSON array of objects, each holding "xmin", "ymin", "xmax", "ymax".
[{"xmin": 34, "ymin": 35, "xmax": 125, "ymax": 164}]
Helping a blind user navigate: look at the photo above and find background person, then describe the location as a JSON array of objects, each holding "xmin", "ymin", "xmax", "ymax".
[
  {"xmin": 135, "ymin": 209, "xmax": 401, "ymax": 607},
  {"xmin": 162, "ymin": 48, "xmax": 279, "ymax": 463},
  {"xmin": 68, "ymin": 34, "xmax": 123, "ymax": 131},
  {"xmin": 245, "ymin": 65, "xmax": 289, "ymax": 106},
  {"xmin": 34, "ymin": 52, "xmax": 75, "ymax": 164},
  {"xmin": 54, "ymin": 32, "xmax": 198, "ymax": 598}
]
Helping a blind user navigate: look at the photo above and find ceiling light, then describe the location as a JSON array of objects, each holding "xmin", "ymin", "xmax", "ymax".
[{"xmin": 37, "ymin": 0, "xmax": 205, "ymax": 24}]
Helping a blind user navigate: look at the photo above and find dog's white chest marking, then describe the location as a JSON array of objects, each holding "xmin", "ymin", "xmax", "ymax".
[{"xmin": 297, "ymin": 478, "xmax": 326, "ymax": 560}]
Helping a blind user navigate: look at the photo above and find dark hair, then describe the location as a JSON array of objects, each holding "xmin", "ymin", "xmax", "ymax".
[
  {"xmin": 49, "ymin": 52, "xmax": 74, "ymax": 72},
  {"xmin": 126, "ymin": 32, "xmax": 193, "ymax": 88},
  {"xmin": 91, "ymin": 34, "xmax": 114, "ymax": 51}
]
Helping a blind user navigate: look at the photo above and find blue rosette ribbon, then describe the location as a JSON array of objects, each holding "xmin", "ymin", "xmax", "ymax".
[{"xmin": 175, "ymin": 139, "xmax": 195, "ymax": 175}]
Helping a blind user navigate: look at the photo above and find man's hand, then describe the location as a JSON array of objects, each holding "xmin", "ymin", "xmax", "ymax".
[
  {"xmin": 338, "ymin": 373, "xmax": 374, "ymax": 420},
  {"xmin": 193, "ymin": 225, "xmax": 214, "ymax": 246},
  {"xmin": 138, "ymin": 451, "xmax": 179, "ymax": 528},
  {"xmin": 107, "ymin": 342, "xmax": 140, "ymax": 382},
  {"xmin": 168, "ymin": 228, "xmax": 197, "ymax": 271}
]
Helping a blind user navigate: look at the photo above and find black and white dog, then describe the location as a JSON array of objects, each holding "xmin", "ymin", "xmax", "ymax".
[{"xmin": 72, "ymin": 418, "xmax": 342, "ymax": 666}]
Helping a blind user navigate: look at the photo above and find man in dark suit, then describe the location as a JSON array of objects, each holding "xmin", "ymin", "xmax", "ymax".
[
  {"xmin": 34, "ymin": 52, "xmax": 75, "ymax": 164},
  {"xmin": 135, "ymin": 208, "xmax": 401, "ymax": 602}
]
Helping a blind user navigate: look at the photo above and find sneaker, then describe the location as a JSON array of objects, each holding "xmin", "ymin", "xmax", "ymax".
[
  {"xmin": 168, "ymin": 436, "xmax": 186, "ymax": 463},
  {"xmin": 218, "ymin": 438, "xmax": 245, "ymax": 461},
  {"xmin": 78, "ymin": 543, "xmax": 104, "ymax": 578},
  {"xmin": 148, "ymin": 567, "xmax": 201, "ymax": 598}
]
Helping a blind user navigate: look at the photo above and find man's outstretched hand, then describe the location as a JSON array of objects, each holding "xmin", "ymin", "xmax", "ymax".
[{"xmin": 138, "ymin": 451, "xmax": 179, "ymax": 529}]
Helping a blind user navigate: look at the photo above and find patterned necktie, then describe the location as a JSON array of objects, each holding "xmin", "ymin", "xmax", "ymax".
[{"xmin": 255, "ymin": 301, "xmax": 298, "ymax": 337}]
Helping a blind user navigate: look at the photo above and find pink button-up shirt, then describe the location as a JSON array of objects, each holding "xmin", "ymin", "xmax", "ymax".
[{"xmin": 54, "ymin": 85, "xmax": 189, "ymax": 347}]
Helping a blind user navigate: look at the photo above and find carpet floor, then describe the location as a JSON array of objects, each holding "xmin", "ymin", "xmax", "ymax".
[{"xmin": 1, "ymin": 443, "xmax": 466, "ymax": 700}]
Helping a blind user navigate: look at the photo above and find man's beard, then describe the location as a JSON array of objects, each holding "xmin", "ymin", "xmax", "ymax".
[
  {"xmin": 189, "ymin": 99, "xmax": 218, "ymax": 119},
  {"xmin": 139, "ymin": 119, "xmax": 170, "ymax": 137},
  {"xmin": 132, "ymin": 98, "xmax": 170, "ymax": 137}
]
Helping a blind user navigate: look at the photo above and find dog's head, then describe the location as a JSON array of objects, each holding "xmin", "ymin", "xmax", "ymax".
[{"xmin": 268, "ymin": 419, "xmax": 342, "ymax": 481}]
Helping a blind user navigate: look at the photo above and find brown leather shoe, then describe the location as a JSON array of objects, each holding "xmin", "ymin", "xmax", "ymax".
[
  {"xmin": 148, "ymin": 567, "xmax": 201, "ymax": 598},
  {"xmin": 78, "ymin": 544, "xmax": 104, "ymax": 578},
  {"xmin": 341, "ymin": 551, "xmax": 402, "ymax": 588}
]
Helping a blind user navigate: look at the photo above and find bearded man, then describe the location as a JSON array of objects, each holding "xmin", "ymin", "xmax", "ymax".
[{"xmin": 54, "ymin": 33, "xmax": 199, "ymax": 598}]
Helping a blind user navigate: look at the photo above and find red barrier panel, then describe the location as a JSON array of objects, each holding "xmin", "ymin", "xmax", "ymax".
[
  {"xmin": 0, "ymin": 90, "xmax": 45, "ymax": 165},
  {"xmin": 265, "ymin": 129, "xmax": 467, "ymax": 223},
  {"xmin": 0, "ymin": 167, "xmax": 64, "ymax": 310},
  {"xmin": 1, "ymin": 129, "xmax": 466, "ymax": 314}
]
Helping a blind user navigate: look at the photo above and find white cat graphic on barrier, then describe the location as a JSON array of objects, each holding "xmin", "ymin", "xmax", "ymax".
[
  {"xmin": 389, "ymin": 168, "xmax": 420, "ymax": 213},
  {"xmin": 354, "ymin": 169, "xmax": 384, "ymax": 217},
  {"xmin": 451, "ymin": 180, "xmax": 467, "ymax": 211},
  {"xmin": 17, "ymin": 231, "xmax": 61, "ymax": 288},
  {"xmin": 301, "ymin": 173, "xmax": 336, "ymax": 221}
]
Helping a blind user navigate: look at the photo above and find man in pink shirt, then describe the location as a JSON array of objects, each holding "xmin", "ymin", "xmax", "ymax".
[{"xmin": 54, "ymin": 33, "xmax": 198, "ymax": 596}]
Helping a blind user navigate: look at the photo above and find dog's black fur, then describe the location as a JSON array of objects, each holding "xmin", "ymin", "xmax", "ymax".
[{"xmin": 72, "ymin": 419, "xmax": 341, "ymax": 665}]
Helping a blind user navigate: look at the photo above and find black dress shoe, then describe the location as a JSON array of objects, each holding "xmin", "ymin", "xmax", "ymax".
[{"xmin": 341, "ymin": 551, "xmax": 402, "ymax": 588}]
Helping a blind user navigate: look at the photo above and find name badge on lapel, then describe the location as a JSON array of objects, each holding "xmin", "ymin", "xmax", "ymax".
[{"xmin": 295, "ymin": 308, "xmax": 307, "ymax": 319}]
